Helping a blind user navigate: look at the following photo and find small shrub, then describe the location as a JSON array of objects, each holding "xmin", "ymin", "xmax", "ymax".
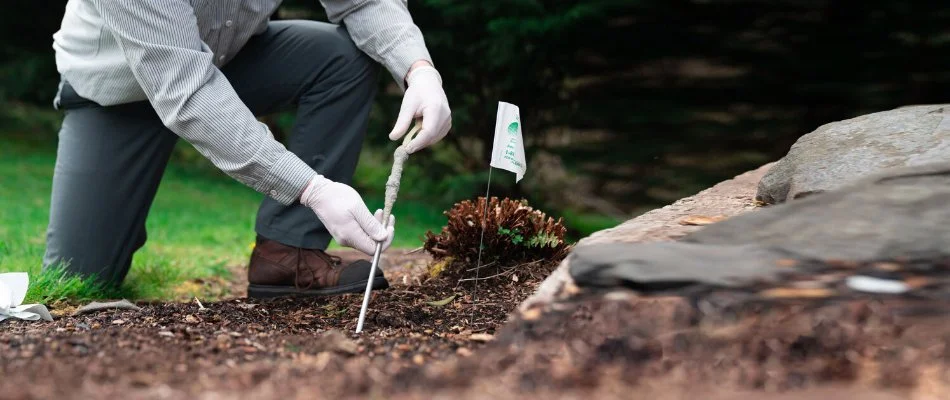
[{"xmin": 423, "ymin": 196, "xmax": 571, "ymax": 280}]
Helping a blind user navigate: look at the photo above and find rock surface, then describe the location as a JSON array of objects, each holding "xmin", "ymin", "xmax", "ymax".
[
  {"xmin": 520, "ymin": 164, "xmax": 771, "ymax": 309},
  {"xmin": 687, "ymin": 162, "xmax": 950, "ymax": 262},
  {"xmin": 569, "ymin": 242, "xmax": 784, "ymax": 290},
  {"xmin": 566, "ymin": 162, "xmax": 950, "ymax": 293},
  {"xmin": 757, "ymin": 104, "xmax": 950, "ymax": 204}
]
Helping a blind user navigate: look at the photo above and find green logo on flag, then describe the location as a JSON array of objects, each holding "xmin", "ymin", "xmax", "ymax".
[{"xmin": 507, "ymin": 122, "xmax": 519, "ymax": 135}]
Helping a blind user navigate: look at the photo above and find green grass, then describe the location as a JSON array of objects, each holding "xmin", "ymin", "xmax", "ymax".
[{"xmin": 0, "ymin": 106, "xmax": 446, "ymax": 303}]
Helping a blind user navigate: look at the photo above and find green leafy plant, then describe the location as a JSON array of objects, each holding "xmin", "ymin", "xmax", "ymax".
[
  {"xmin": 497, "ymin": 227, "xmax": 524, "ymax": 245},
  {"xmin": 423, "ymin": 196, "xmax": 571, "ymax": 280}
]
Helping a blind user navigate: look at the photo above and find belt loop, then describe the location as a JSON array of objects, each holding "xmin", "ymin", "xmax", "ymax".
[{"xmin": 53, "ymin": 80, "xmax": 65, "ymax": 110}]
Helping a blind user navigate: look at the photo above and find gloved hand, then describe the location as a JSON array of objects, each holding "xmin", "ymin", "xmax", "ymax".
[
  {"xmin": 299, "ymin": 174, "xmax": 395, "ymax": 256},
  {"xmin": 388, "ymin": 64, "xmax": 452, "ymax": 153}
]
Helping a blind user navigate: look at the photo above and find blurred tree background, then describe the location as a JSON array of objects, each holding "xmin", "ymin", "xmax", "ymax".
[{"xmin": 3, "ymin": 0, "xmax": 949, "ymax": 240}]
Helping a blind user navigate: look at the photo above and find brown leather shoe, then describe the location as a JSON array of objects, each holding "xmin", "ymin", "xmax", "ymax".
[{"xmin": 246, "ymin": 236, "xmax": 389, "ymax": 298}]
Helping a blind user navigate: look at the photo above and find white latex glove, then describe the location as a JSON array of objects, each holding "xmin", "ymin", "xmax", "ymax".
[
  {"xmin": 388, "ymin": 64, "xmax": 452, "ymax": 153},
  {"xmin": 300, "ymin": 175, "xmax": 395, "ymax": 256}
]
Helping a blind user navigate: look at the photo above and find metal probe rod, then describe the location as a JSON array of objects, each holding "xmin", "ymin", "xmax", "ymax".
[{"xmin": 355, "ymin": 240, "xmax": 384, "ymax": 333}]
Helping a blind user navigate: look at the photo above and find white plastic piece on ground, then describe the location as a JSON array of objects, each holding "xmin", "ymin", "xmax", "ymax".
[
  {"xmin": 845, "ymin": 275, "xmax": 909, "ymax": 294},
  {"xmin": 0, "ymin": 272, "xmax": 53, "ymax": 323}
]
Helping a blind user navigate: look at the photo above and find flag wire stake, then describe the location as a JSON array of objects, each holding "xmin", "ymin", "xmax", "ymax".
[{"xmin": 471, "ymin": 166, "xmax": 494, "ymax": 325}]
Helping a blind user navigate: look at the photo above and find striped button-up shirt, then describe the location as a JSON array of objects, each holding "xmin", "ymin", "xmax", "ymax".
[{"xmin": 52, "ymin": 0, "xmax": 432, "ymax": 205}]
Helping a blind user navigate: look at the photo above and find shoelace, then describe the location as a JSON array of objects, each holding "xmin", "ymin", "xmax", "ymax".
[{"xmin": 293, "ymin": 248, "xmax": 343, "ymax": 290}]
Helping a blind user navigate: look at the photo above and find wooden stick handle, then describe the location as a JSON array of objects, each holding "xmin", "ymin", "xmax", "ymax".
[{"xmin": 382, "ymin": 119, "xmax": 422, "ymax": 223}]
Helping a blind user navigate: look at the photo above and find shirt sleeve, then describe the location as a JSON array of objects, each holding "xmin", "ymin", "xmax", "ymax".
[
  {"xmin": 94, "ymin": 0, "xmax": 316, "ymax": 205},
  {"xmin": 319, "ymin": 0, "xmax": 433, "ymax": 90}
]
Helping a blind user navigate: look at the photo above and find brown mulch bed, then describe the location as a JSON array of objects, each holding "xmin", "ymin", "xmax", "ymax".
[
  {"xmin": 0, "ymin": 250, "xmax": 557, "ymax": 400},
  {"xmin": 5, "ymin": 252, "xmax": 950, "ymax": 399}
]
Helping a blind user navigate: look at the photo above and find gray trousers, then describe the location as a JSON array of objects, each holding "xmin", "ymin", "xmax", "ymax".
[{"xmin": 43, "ymin": 20, "xmax": 380, "ymax": 285}]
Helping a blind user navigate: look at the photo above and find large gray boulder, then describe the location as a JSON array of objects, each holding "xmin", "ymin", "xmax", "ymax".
[
  {"xmin": 569, "ymin": 162, "xmax": 950, "ymax": 290},
  {"xmin": 757, "ymin": 104, "xmax": 950, "ymax": 204},
  {"xmin": 569, "ymin": 242, "xmax": 785, "ymax": 290},
  {"xmin": 689, "ymin": 162, "xmax": 950, "ymax": 261}
]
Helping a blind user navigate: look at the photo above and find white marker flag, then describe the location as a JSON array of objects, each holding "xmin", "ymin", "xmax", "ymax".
[{"xmin": 489, "ymin": 101, "xmax": 527, "ymax": 182}]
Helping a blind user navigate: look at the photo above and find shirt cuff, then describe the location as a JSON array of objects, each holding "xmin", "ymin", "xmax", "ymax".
[
  {"xmin": 260, "ymin": 151, "xmax": 317, "ymax": 205},
  {"xmin": 383, "ymin": 40, "xmax": 433, "ymax": 91}
]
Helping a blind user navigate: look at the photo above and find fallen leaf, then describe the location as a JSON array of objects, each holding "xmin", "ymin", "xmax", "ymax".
[
  {"xmin": 678, "ymin": 215, "xmax": 728, "ymax": 226},
  {"xmin": 825, "ymin": 259, "xmax": 860, "ymax": 269},
  {"xmin": 426, "ymin": 294, "xmax": 457, "ymax": 307},
  {"xmin": 873, "ymin": 262, "xmax": 902, "ymax": 272},
  {"xmin": 759, "ymin": 287, "xmax": 834, "ymax": 298},
  {"xmin": 73, "ymin": 299, "xmax": 141, "ymax": 315},
  {"xmin": 905, "ymin": 276, "xmax": 932, "ymax": 289},
  {"xmin": 775, "ymin": 258, "xmax": 798, "ymax": 268},
  {"xmin": 315, "ymin": 352, "xmax": 332, "ymax": 371},
  {"xmin": 469, "ymin": 333, "xmax": 494, "ymax": 342},
  {"xmin": 558, "ymin": 281, "xmax": 581, "ymax": 298},
  {"xmin": 520, "ymin": 307, "xmax": 542, "ymax": 321},
  {"xmin": 321, "ymin": 330, "xmax": 358, "ymax": 355}
]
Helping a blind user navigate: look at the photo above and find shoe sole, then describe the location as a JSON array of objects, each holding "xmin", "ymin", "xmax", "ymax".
[{"xmin": 246, "ymin": 276, "xmax": 389, "ymax": 299}]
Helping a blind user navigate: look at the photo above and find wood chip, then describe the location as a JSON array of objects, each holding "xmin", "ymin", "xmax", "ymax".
[
  {"xmin": 456, "ymin": 347, "xmax": 473, "ymax": 357},
  {"xmin": 184, "ymin": 315, "xmax": 199, "ymax": 324},
  {"xmin": 158, "ymin": 331, "xmax": 174, "ymax": 337},
  {"xmin": 678, "ymin": 215, "xmax": 728, "ymax": 226},
  {"xmin": 759, "ymin": 287, "xmax": 834, "ymax": 298},
  {"xmin": 412, "ymin": 354, "xmax": 424, "ymax": 365},
  {"xmin": 469, "ymin": 333, "xmax": 494, "ymax": 342},
  {"xmin": 112, "ymin": 319, "xmax": 125, "ymax": 325}
]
